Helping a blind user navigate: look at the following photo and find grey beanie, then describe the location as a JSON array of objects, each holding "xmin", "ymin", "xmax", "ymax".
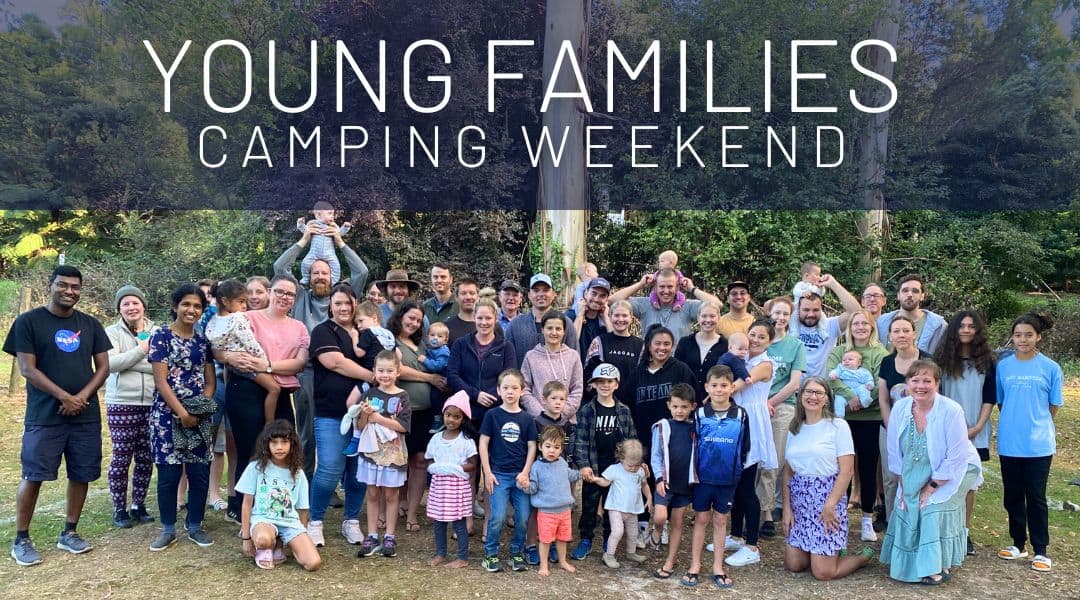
[{"xmin": 115, "ymin": 284, "xmax": 147, "ymax": 312}]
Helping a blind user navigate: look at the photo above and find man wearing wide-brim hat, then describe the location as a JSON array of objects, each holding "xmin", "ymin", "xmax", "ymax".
[{"xmin": 376, "ymin": 269, "xmax": 424, "ymax": 326}]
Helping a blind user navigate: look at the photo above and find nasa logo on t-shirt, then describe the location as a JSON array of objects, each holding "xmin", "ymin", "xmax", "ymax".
[
  {"xmin": 54, "ymin": 329, "xmax": 81, "ymax": 353},
  {"xmin": 500, "ymin": 421, "xmax": 521, "ymax": 443}
]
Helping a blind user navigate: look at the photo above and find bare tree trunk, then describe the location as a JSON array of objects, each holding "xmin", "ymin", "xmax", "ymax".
[
  {"xmin": 538, "ymin": 0, "xmax": 589, "ymax": 304},
  {"xmin": 856, "ymin": 0, "xmax": 901, "ymax": 283}
]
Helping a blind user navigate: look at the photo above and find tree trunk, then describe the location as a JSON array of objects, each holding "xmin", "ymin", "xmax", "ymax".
[
  {"xmin": 856, "ymin": 1, "xmax": 901, "ymax": 283},
  {"xmin": 538, "ymin": 0, "xmax": 589, "ymax": 304}
]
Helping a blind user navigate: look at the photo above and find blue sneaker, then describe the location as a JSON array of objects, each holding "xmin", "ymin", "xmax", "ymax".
[
  {"xmin": 570, "ymin": 538, "xmax": 592, "ymax": 561},
  {"xmin": 56, "ymin": 530, "xmax": 92, "ymax": 554},
  {"xmin": 524, "ymin": 545, "xmax": 540, "ymax": 565},
  {"xmin": 343, "ymin": 437, "xmax": 360, "ymax": 457},
  {"xmin": 11, "ymin": 538, "xmax": 43, "ymax": 566},
  {"xmin": 548, "ymin": 545, "xmax": 559, "ymax": 563}
]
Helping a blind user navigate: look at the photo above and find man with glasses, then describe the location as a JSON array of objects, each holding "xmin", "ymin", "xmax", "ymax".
[
  {"xmin": 5, "ymin": 266, "xmax": 111, "ymax": 566},
  {"xmin": 273, "ymin": 221, "xmax": 370, "ymax": 478}
]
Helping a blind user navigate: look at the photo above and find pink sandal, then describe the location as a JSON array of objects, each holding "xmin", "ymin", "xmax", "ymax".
[{"xmin": 254, "ymin": 548, "xmax": 275, "ymax": 569}]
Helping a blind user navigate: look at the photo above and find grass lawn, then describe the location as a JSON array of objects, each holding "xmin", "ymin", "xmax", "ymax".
[{"xmin": 0, "ymin": 351, "xmax": 1076, "ymax": 599}]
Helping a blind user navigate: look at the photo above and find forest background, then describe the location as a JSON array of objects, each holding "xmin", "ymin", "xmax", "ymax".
[{"xmin": 0, "ymin": 0, "xmax": 1078, "ymax": 366}]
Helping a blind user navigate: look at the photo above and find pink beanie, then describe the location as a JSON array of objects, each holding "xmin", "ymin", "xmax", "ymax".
[{"xmin": 442, "ymin": 390, "xmax": 472, "ymax": 420}]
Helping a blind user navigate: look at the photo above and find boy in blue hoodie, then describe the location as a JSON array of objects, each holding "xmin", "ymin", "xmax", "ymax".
[
  {"xmin": 682, "ymin": 366, "xmax": 749, "ymax": 589},
  {"xmin": 525, "ymin": 426, "xmax": 581, "ymax": 576}
]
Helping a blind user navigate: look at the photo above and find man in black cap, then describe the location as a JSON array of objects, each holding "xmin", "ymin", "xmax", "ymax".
[
  {"xmin": 716, "ymin": 281, "xmax": 755, "ymax": 337},
  {"xmin": 497, "ymin": 279, "xmax": 523, "ymax": 335},
  {"xmin": 566, "ymin": 277, "xmax": 611, "ymax": 360}
]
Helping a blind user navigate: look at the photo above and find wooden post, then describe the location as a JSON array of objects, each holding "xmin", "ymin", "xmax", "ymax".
[
  {"xmin": 538, "ymin": 0, "xmax": 590, "ymax": 305},
  {"xmin": 7, "ymin": 286, "xmax": 32, "ymax": 397}
]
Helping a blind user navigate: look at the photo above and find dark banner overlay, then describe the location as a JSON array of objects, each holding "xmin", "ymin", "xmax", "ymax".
[{"xmin": 1, "ymin": 2, "xmax": 1076, "ymax": 211}]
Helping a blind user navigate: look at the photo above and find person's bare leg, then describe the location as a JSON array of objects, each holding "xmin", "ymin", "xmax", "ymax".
[
  {"xmin": 406, "ymin": 453, "xmax": 427, "ymax": 529},
  {"xmin": 711, "ymin": 511, "xmax": 729, "ymax": 579},
  {"xmin": 784, "ymin": 545, "xmax": 811, "ymax": 573},
  {"xmin": 384, "ymin": 487, "xmax": 401, "ymax": 535},
  {"xmin": 556, "ymin": 539, "xmax": 575, "ymax": 572},
  {"xmin": 16, "ymin": 480, "xmax": 43, "ymax": 531},
  {"xmin": 809, "ymin": 551, "xmax": 870, "ymax": 580},
  {"xmin": 661, "ymin": 506, "xmax": 687, "ymax": 574},
  {"xmin": 688, "ymin": 510, "xmax": 709, "ymax": 576},
  {"xmin": 538, "ymin": 540, "xmax": 552, "ymax": 576},
  {"xmin": 66, "ymin": 481, "xmax": 90, "ymax": 524}
]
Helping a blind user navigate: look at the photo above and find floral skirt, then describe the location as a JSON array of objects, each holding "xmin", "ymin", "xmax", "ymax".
[{"xmin": 786, "ymin": 473, "xmax": 848, "ymax": 556}]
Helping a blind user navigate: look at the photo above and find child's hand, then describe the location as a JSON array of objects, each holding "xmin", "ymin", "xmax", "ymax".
[
  {"xmin": 580, "ymin": 467, "xmax": 594, "ymax": 482},
  {"xmin": 343, "ymin": 221, "xmax": 352, "ymax": 228},
  {"xmin": 515, "ymin": 471, "xmax": 530, "ymax": 490},
  {"xmin": 865, "ymin": 383, "xmax": 874, "ymax": 390},
  {"xmin": 829, "ymin": 373, "xmax": 838, "ymax": 380},
  {"xmin": 296, "ymin": 217, "xmax": 305, "ymax": 227}
]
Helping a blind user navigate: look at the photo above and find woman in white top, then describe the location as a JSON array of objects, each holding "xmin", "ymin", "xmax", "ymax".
[
  {"xmin": 725, "ymin": 318, "xmax": 775, "ymax": 567},
  {"xmin": 782, "ymin": 377, "xmax": 871, "ymax": 580}
]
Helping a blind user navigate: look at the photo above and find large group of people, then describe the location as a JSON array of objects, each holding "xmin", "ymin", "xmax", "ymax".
[{"xmin": 4, "ymin": 220, "xmax": 1065, "ymax": 589}]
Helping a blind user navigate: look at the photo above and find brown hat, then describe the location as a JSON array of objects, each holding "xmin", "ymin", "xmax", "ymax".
[{"xmin": 375, "ymin": 269, "xmax": 421, "ymax": 294}]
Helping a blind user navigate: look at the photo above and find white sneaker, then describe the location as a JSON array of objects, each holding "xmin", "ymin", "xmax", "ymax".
[
  {"xmin": 725, "ymin": 535, "xmax": 745, "ymax": 551},
  {"xmin": 307, "ymin": 520, "xmax": 325, "ymax": 547},
  {"xmin": 724, "ymin": 545, "xmax": 761, "ymax": 567},
  {"xmin": 861, "ymin": 520, "xmax": 878, "ymax": 542},
  {"xmin": 660, "ymin": 521, "xmax": 670, "ymax": 545},
  {"xmin": 341, "ymin": 519, "xmax": 363, "ymax": 544},
  {"xmin": 636, "ymin": 524, "xmax": 649, "ymax": 550},
  {"xmin": 705, "ymin": 542, "xmax": 715, "ymax": 552}
]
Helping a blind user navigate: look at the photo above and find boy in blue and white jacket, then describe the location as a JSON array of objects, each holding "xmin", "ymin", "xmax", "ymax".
[
  {"xmin": 650, "ymin": 383, "xmax": 698, "ymax": 580},
  {"xmin": 684, "ymin": 365, "xmax": 750, "ymax": 588}
]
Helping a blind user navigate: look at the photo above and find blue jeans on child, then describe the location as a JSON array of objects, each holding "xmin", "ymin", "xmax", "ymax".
[
  {"xmin": 434, "ymin": 519, "xmax": 469, "ymax": 560},
  {"xmin": 484, "ymin": 472, "xmax": 531, "ymax": 557},
  {"xmin": 309, "ymin": 417, "xmax": 366, "ymax": 522},
  {"xmin": 158, "ymin": 462, "xmax": 209, "ymax": 531}
]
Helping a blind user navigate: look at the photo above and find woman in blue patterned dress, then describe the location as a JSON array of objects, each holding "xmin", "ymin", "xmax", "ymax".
[
  {"xmin": 782, "ymin": 376, "xmax": 873, "ymax": 580},
  {"xmin": 147, "ymin": 284, "xmax": 217, "ymax": 552},
  {"xmin": 880, "ymin": 359, "xmax": 983, "ymax": 584}
]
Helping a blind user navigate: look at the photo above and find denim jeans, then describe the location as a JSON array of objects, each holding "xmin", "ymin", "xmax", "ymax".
[
  {"xmin": 158, "ymin": 462, "xmax": 209, "ymax": 529},
  {"xmin": 484, "ymin": 472, "xmax": 531, "ymax": 557},
  {"xmin": 434, "ymin": 519, "xmax": 468, "ymax": 560},
  {"xmin": 309, "ymin": 416, "xmax": 365, "ymax": 522}
]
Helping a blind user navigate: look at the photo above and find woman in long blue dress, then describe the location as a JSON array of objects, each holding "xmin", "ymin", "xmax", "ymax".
[{"xmin": 880, "ymin": 359, "xmax": 982, "ymax": 584}]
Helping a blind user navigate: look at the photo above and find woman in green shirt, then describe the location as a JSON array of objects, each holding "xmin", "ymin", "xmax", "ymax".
[
  {"xmin": 824, "ymin": 309, "xmax": 888, "ymax": 543},
  {"xmin": 759, "ymin": 296, "xmax": 807, "ymax": 537}
]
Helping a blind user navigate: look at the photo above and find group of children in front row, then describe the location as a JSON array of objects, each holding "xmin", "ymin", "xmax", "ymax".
[{"xmin": 242, "ymin": 346, "xmax": 755, "ymax": 589}]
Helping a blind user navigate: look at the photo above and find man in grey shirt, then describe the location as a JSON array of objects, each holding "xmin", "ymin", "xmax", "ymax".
[
  {"xmin": 273, "ymin": 220, "xmax": 369, "ymax": 476},
  {"xmin": 608, "ymin": 268, "xmax": 723, "ymax": 339}
]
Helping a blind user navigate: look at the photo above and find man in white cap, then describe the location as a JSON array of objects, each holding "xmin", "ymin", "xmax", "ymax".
[{"xmin": 505, "ymin": 274, "xmax": 578, "ymax": 369}]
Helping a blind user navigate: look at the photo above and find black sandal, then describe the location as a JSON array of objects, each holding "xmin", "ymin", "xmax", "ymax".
[
  {"xmin": 680, "ymin": 572, "xmax": 700, "ymax": 587},
  {"xmin": 712, "ymin": 573, "xmax": 734, "ymax": 589},
  {"xmin": 654, "ymin": 566, "xmax": 674, "ymax": 579}
]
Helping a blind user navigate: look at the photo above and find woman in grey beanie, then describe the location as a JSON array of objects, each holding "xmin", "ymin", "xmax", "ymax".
[{"xmin": 104, "ymin": 284, "xmax": 158, "ymax": 528}]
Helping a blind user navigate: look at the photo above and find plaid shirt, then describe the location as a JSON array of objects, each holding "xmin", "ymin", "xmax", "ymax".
[{"xmin": 570, "ymin": 398, "xmax": 637, "ymax": 471}]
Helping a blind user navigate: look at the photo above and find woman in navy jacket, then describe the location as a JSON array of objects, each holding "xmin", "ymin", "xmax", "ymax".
[{"xmin": 448, "ymin": 298, "xmax": 517, "ymax": 428}]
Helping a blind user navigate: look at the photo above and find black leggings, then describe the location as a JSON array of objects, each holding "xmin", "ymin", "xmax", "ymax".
[
  {"xmin": 225, "ymin": 376, "xmax": 295, "ymax": 492},
  {"xmin": 848, "ymin": 419, "xmax": 882, "ymax": 513},
  {"xmin": 728, "ymin": 464, "xmax": 760, "ymax": 546}
]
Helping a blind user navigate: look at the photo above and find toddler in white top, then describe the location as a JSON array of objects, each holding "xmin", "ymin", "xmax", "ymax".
[
  {"xmin": 588, "ymin": 438, "xmax": 652, "ymax": 568},
  {"xmin": 792, "ymin": 260, "xmax": 825, "ymax": 302}
]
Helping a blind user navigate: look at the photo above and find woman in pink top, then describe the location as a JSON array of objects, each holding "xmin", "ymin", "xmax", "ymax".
[{"xmin": 221, "ymin": 274, "xmax": 310, "ymax": 521}]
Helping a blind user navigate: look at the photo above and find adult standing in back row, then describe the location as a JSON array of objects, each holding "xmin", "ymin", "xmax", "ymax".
[
  {"xmin": 274, "ymin": 221, "xmax": 369, "ymax": 478},
  {"xmin": 6, "ymin": 266, "xmax": 111, "ymax": 567},
  {"xmin": 875, "ymin": 274, "xmax": 947, "ymax": 355},
  {"xmin": 506, "ymin": 274, "xmax": 577, "ymax": 368},
  {"xmin": 608, "ymin": 268, "xmax": 723, "ymax": 340}
]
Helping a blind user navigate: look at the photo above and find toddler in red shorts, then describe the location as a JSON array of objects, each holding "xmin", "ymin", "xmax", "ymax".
[{"xmin": 525, "ymin": 426, "xmax": 580, "ymax": 576}]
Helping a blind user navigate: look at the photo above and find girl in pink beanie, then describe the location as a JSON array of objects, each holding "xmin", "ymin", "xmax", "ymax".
[{"xmin": 424, "ymin": 391, "xmax": 477, "ymax": 568}]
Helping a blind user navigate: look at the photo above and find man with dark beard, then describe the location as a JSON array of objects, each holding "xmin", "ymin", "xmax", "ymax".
[
  {"xmin": 792, "ymin": 275, "xmax": 861, "ymax": 378},
  {"xmin": 874, "ymin": 274, "xmax": 947, "ymax": 354},
  {"xmin": 273, "ymin": 221, "xmax": 369, "ymax": 477}
]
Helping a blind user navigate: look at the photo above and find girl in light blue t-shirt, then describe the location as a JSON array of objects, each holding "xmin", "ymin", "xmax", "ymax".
[{"xmin": 994, "ymin": 312, "xmax": 1063, "ymax": 573}]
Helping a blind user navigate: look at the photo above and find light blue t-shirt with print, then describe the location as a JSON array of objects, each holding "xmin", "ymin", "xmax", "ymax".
[
  {"xmin": 795, "ymin": 316, "xmax": 842, "ymax": 378},
  {"xmin": 996, "ymin": 353, "xmax": 1064, "ymax": 457},
  {"xmin": 236, "ymin": 461, "xmax": 310, "ymax": 529}
]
